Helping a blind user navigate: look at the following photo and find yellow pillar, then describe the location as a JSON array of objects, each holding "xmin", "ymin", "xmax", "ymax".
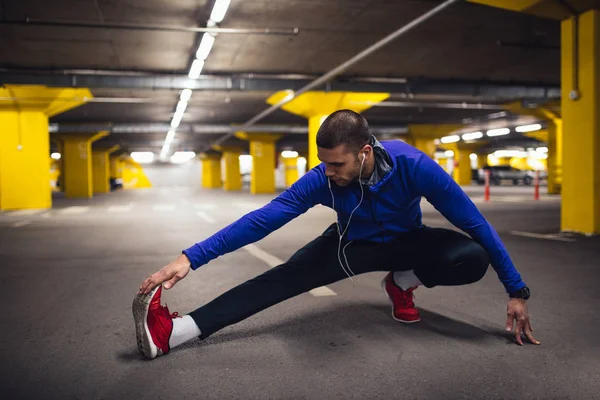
[
  {"xmin": 476, "ymin": 154, "xmax": 487, "ymax": 169},
  {"xmin": 561, "ymin": 10, "xmax": 600, "ymax": 234},
  {"xmin": 456, "ymin": 148, "xmax": 473, "ymax": 186},
  {"xmin": 282, "ymin": 156, "xmax": 299, "ymax": 187},
  {"xmin": 235, "ymin": 133, "xmax": 281, "ymax": 194},
  {"xmin": 110, "ymin": 156, "xmax": 124, "ymax": 180},
  {"xmin": 92, "ymin": 145, "xmax": 119, "ymax": 194},
  {"xmin": 266, "ymin": 91, "xmax": 390, "ymax": 170},
  {"xmin": 58, "ymin": 132, "xmax": 109, "ymax": 198},
  {"xmin": 0, "ymin": 86, "xmax": 92, "ymax": 210},
  {"xmin": 546, "ymin": 121, "xmax": 563, "ymax": 194},
  {"xmin": 216, "ymin": 147, "xmax": 242, "ymax": 191},
  {"xmin": 443, "ymin": 143, "xmax": 474, "ymax": 186},
  {"xmin": 121, "ymin": 158, "xmax": 152, "ymax": 189},
  {"xmin": 200, "ymin": 153, "xmax": 222, "ymax": 189}
]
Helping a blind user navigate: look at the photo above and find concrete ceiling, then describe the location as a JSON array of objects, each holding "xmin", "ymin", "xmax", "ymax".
[{"xmin": 0, "ymin": 0, "xmax": 571, "ymax": 154}]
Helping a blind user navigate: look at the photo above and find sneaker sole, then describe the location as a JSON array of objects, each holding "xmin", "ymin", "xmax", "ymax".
[
  {"xmin": 132, "ymin": 286, "xmax": 160, "ymax": 359},
  {"xmin": 380, "ymin": 278, "xmax": 421, "ymax": 324}
]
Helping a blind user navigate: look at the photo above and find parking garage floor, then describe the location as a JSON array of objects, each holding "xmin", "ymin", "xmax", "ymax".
[{"xmin": 1, "ymin": 186, "xmax": 599, "ymax": 400}]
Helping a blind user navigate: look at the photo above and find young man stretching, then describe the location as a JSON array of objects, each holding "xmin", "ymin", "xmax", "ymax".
[{"xmin": 134, "ymin": 109, "xmax": 540, "ymax": 359}]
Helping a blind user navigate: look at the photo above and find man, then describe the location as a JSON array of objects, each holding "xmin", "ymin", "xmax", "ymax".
[{"xmin": 134, "ymin": 109, "xmax": 540, "ymax": 360}]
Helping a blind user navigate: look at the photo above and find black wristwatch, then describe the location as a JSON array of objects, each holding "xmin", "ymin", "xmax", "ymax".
[{"xmin": 509, "ymin": 286, "xmax": 531, "ymax": 300}]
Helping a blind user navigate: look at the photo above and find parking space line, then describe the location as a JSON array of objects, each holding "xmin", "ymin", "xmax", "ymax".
[
  {"xmin": 12, "ymin": 221, "xmax": 31, "ymax": 228},
  {"xmin": 510, "ymin": 231, "xmax": 576, "ymax": 243},
  {"xmin": 152, "ymin": 205, "xmax": 176, "ymax": 211},
  {"xmin": 243, "ymin": 244, "xmax": 337, "ymax": 297},
  {"xmin": 194, "ymin": 203, "xmax": 217, "ymax": 211},
  {"xmin": 59, "ymin": 206, "xmax": 90, "ymax": 214},
  {"xmin": 4, "ymin": 209, "xmax": 44, "ymax": 216},
  {"xmin": 197, "ymin": 211, "xmax": 216, "ymax": 224},
  {"xmin": 108, "ymin": 204, "xmax": 134, "ymax": 213}
]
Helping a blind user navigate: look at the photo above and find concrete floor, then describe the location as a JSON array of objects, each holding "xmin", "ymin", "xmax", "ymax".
[{"xmin": 1, "ymin": 185, "xmax": 599, "ymax": 400}]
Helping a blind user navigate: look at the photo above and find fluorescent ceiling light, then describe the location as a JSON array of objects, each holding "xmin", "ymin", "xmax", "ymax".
[
  {"xmin": 494, "ymin": 150, "xmax": 527, "ymax": 158},
  {"xmin": 440, "ymin": 135, "xmax": 460, "ymax": 144},
  {"xmin": 176, "ymin": 100, "xmax": 188, "ymax": 114},
  {"xmin": 196, "ymin": 33, "xmax": 215, "ymax": 60},
  {"xmin": 536, "ymin": 147, "xmax": 548, "ymax": 153},
  {"xmin": 281, "ymin": 150, "xmax": 298, "ymax": 158},
  {"xmin": 515, "ymin": 123, "xmax": 542, "ymax": 133},
  {"xmin": 188, "ymin": 59, "xmax": 205, "ymax": 79},
  {"xmin": 170, "ymin": 151, "xmax": 196, "ymax": 164},
  {"xmin": 51, "ymin": 152, "xmax": 61, "ymax": 160},
  {"xmin": 165, "ymin": 130, "xmax": 176, "ymax": 143},
  {"xmin": 445, "ymin": 150, "xmax": 454, "ymax": 157},
  {"xmin": 131, "ymin": 152, "xmax": 154, "ymax": 164},
  {"xmin": 180, "ymin": 89, "xmax": 192, "ymax": 102},
  {"xmin": 462, "ymin": 131, "xmax": 483, "ymax": 141},
  {"xmin": 210, "ymin": 0, "xmax": 231, "ymax": 23},
  {"xmin": 171, "ymin": 112, "xmax": 183, "ymax": 128},
  {"xmin": 486, "ymin": 128, "xmax": 510, "ymax": 137}
]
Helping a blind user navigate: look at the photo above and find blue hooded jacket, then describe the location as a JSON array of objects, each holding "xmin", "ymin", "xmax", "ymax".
[{"xmin": 183, "ymin": 140, "xmax": 525, "ymax": 293}]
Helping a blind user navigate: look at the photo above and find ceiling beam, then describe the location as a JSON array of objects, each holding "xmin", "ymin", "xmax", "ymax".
[{"xmin": 0, "ymin": 70, "xmax": 560, "ymax": 100}]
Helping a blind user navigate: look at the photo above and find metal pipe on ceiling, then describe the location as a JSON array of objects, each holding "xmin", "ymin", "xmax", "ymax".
[
  {"xmin": 209, "ymin": 0, "xmax": 460, "ymax": 149},
  {"xmin": 49, "ymin": 123, "xmax": 408, "ymax": 135},
  {"xmin": 1, "ymin": 18, "xmax": 299, "ymax": 36}
]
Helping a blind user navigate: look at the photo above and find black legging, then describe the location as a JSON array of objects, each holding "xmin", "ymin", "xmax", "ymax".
[{"xmin": 189, "ymin": 224, "xmax": 490, "ymax": 340}]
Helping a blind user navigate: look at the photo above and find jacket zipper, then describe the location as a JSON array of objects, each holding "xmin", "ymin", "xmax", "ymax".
[{"xmin": 366, "ymin": 188, "xmax": 386, "ymax": 242}]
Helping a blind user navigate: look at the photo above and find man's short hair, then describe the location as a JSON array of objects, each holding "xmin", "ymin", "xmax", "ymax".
[{"xmin": 316, "ymin": 109, "xmax": 371, "ymax": 153}]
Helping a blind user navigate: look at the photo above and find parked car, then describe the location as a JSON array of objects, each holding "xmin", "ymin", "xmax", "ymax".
[{"xmin": 477, "ymin": 166, "xmax": 546, "ymax": 185}]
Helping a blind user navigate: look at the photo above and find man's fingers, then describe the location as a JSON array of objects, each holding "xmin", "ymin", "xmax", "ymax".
[
  {"xmin": 505, "ymin": 313, "xmax": 515, "ymax": 332},
  {"xmin": 515, "ymin": 319, "xmax": 524, "ymax": 346},
  {"xmin": 164, "ymin": 274, "xmax": 182, "ymax": 290},
  {"xmin": 524, "ymin": 320, "xmax": 541, "ymax": 345}
]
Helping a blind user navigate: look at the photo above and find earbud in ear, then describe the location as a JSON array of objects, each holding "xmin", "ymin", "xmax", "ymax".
[{"xmin": 361, "ymin": 153, "xmax": 366, "ymax": 162}]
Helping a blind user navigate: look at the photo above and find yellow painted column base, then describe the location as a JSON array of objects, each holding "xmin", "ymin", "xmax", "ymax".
[
  {"xmin": 201, "ymin": 154, "xmax": 222, "ymax": 189},
  {"xmin": 220, "ymin": 149, "xmax": 242, "ymax": 191},
  {"xmin": 92, "ymin": 146, "xmax": 118, "ymax": 194},
  {"xmin": 282, "ymin": 156, "xmax": 299, "ymax": 187}
]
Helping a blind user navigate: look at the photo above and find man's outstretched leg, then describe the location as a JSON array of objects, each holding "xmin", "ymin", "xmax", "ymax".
[{"xmin": 133, "ymin": 224, "xmax": 350, "ymax": 359}]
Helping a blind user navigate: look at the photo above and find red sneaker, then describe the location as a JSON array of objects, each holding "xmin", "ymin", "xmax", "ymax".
[
  {"xmin": 132, "ymin": 285, "xmax": 180, "ymax": 359},
  {"xmin": 381, "ymin": 272, "xmax": 421, "ymax": 323}
]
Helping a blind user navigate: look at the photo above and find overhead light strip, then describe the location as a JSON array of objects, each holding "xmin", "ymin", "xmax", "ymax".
[{"xmin": 160, "ymin": 0, "xmax": 231, "ymax": 161}]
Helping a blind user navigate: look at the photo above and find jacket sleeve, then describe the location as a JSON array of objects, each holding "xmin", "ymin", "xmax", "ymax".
[
  {"xmin": 412, "ymin": 154, "xmax": 526, "ymax": 293},
  {"xmin": 182, "ymin": 168, "xmax": 327, "ymax": 270}
]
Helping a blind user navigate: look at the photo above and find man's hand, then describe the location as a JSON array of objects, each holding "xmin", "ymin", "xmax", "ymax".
[
  {"xmin": 505, "ymin": 298, "xmax": 540, "ymax": 346},
  {"xmin": 138, "ymin": 253, "xmax": 191, "ymax": 295}
]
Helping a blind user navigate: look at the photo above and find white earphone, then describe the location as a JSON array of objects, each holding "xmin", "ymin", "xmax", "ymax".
[{"xmin": 328, "ymin": 150, "xmax": 367, "ymax": 284}]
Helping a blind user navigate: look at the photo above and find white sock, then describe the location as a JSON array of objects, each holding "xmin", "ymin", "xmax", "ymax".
[
  {"xmin": 393, "ymin": 270, "xmax": 422, "ymax": 291},
  {"xmin": 169, "ymin": 315, "xmax": 201, "ymax": 349}
]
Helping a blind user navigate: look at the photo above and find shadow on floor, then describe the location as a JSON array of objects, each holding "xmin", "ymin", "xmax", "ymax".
[{"xmin": 118, "ymin": 301, "xmax": 516, "ymax": 362}]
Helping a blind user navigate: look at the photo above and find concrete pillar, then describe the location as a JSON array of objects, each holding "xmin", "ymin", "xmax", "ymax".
[
  {"xmin": 561, "ymin": 10, "xmax": 600, "ymax": 234},
  {"xmin": 0, "ymin": 85, "xmax": 92, "ymax": 210},
  {"xmin": 266, "ymin": 91, "xmax": 390, "ymax": 170},
  {"xmin": 220, "ymin": 148, "xmax": 242, "ymax": 191},
  {"xmin": 92, "ymin": 146, "xmax": 119, "ymax": 194},
  {"xmin": 58, "ymin": 132, "xmax": 109, "ymax": 198},
  {"xmin": 282, "ymin": 156, "xmax": 299, "ymax": 187},
  {"xmin": 200, "ymin": 152, "xmax": 222, "ymax": 189}
]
